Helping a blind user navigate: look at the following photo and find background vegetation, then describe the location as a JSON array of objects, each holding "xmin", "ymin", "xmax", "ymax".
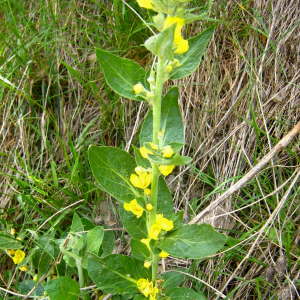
[{"xmin": 0, "ymin": 0, "xmax": 299, "ymax": 299}]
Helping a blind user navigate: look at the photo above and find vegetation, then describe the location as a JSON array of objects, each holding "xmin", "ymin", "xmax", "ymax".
[{"xmin": 0, "ymin": 0, "xmax": 299, "ymax": 299}]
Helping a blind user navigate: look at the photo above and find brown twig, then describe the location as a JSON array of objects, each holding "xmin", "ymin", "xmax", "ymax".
[{"xmin": 189, "ymin": 120, "xmax": 300, "ymax": 225}]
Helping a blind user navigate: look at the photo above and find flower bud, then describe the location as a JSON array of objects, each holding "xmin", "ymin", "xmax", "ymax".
[
  {"xmin": 144, "ymin": 261, "xmax": 151, "ymax": 268},
  {"xmin": 33, "ymin": 275, "xmax": 38, "ymax": 281},
  {"xmin": 159, "ymin": 250, "xmax": 169, "ymax": 258},
  {"xmin": 145, "ymin": 189, "xmax": 151, "ymax": 196},
  {"xmin": 135, "ymin": 166, "xmax": 145, "ymax": 175},
  {"xmin": 163, "ymin": 146, "xmax": 173, "ymax": 158},
  {"xmin": 149, "ymin": 142, "xmax": 158, "ymax": 150},
  {"xmin": 166, "ymin": 65, "xmax": 173, "ymax": 72},
  {"xmin": 173, "ymin": 59, "xmax": 179, "ymax": 67},
  {"xmin": 133, "ymin": 83, "xmax": 144, "ymax": 94},
  {"xmin": 11, "ymin": 228, "xmax": 16, "ymax": 236},
  {"xmin": 146, "ymin": 204, "xmax": 153, "ymax": 211},
  {"xmin": 146, "ymin": 92, "xmax": 153, "ymax": 99}
]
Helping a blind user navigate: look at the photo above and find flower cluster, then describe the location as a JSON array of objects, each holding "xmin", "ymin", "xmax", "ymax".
[
  {"xmin": 140, "ymin": 144, "xmax": 175, "ymax": 177},
  {"xmin": 149, "ymin": 214, "xmax": 174, "ymax": 240},
  {"xmin": 137, "ymin": 278, "xmax": 159, "ymax": 299}
]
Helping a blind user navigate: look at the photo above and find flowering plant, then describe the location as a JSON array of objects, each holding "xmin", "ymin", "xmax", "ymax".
[{"xmin": 0, "ymin": 1, "xmax": 226, "ymax": 299}]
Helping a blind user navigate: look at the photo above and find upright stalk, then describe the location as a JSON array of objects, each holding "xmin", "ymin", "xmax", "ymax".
[
  {"xmin": 149, "ymin": 56, "xmax": 165, "ymax": 283},
  {"xmin": 76, "ymin": 260, "xmax": 86, "ymax": 300}
]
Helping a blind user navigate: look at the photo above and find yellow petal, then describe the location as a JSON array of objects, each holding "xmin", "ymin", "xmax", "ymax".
[
  {"xmin": 133, "ymin": 83, "xmax": 144, "ymax": 94},
  {"xmin": 145, "ymin": 188, "xmax": 151, "ymax": 196},
  {"xmin": 144, "ymin": 261, "xmax": 151, "ymax": 268},
  {"xmin": 123, "ymin": 202, "xmax": 131, "ymax": 211},
  {"xmin": 159, "ymin": 165, "xmax": 175, "ymax": 176},
  {"xmin": 137, "ymin": 278, "xmax": 149, "ymax": 290},
  {"xmin": 12, "ymin": 249, "xmax": 25, "ymax": 264},
  {"xmin": 136, "ymin": 0, "xmax": 153, "ymax": 9},
  {"xmin": 130, "ymin": 174, "xmax": 143, "ymax": 189},
  {"xmin": 19, "ymin": 265, "xmax": 28, "ymax": 271},
  {"xmin": 140, "ymin": 146, "xmax": 153, "ymax": 159},
  {"xmin": 159, "ymin": 250, "xmax": 169, "ymax": 258},
  {"xmin": 149, "ymin": 224, "xmax": 161, "ymax": 240},
  {"xmin": 130, "ymin": 199, "xmax": 144, "ymax": 218},
  {"xmin": 175, "ymin": 39, "xmax": 189, "ymax": 54},
  {"xmin": 149, "ymin": 142, "xmax": 158, "ymax": 150},
  {"xmin": 141, "ymin": 239, "xmax": 151, "ymax": 250},
  {"xmin": 135, "ymin": 166, "xmax": 144, "ymax": 175},
  {"xmin": 163, "ymin": 146, "xmax": 173, "ymax": 158}
]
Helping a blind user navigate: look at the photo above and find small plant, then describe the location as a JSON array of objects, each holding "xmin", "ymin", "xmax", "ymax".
[{"xmin": 0, "ymin": 1, "xmax": 227, "ymax": 299}]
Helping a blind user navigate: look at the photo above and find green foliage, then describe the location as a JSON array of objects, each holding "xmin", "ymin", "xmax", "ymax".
[
  {"xmin": 0, "ymin": 235, "xmax": 23, "ymax": 249},
  {"xmin": 158, "ymin": 224, "xmax": 227, "ymax": 259},
  {"xmin": 88, "ymin": 254, "xmax": 151, "ymax": 296},
  {"xmin": 166, "ymin": 287, "xmax": 206, "ymax": 300},
  {"xmin": 88, "ymin": 146, "xmax": 139, "ymax": 202},
  {"xmin": 145, "ymin": 24, "xmax": 176, "ymax": 60},
  {"xmin": 130, "ymin": 239, "xmax": 151, "ymax": 261},
  {"xmin": 44, "ymin": 277, "xmax": 80, "ymax": 300},
  {"xmin": 96, "ymin": 49, "xmax": 146, "ymax": 100}
]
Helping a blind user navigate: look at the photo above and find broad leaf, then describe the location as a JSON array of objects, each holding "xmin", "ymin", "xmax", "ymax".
[
  {"xmin": 140, "ymin": 87, "xmax": 184, "ymax": 149},
  {"xmin": 157, "ymin": 177, "xmax": 174, "ymax": 217},
  {"xmin": 0, "ymin": 235, "xmax": 23, "ymax": 249},
  {"xmin": 89, "ymin": 146, "xmax": 140, "ymax": 203},
  {"xmin": 71, "ymin": 213, "xmax": 84, "ymax": 233},
  {"xmin": 145, "ymin": 24, "xmax": 175, "ymax": 61},
  {"xmin": 88, "ymin": 253, "xmax": 151, "ymax": 296},
  {"xmin": 99, "ymin": 228, "xmax": 115, "ymax": 257},
  {"xmin": 130, "ymin": 239, "xmax": 150, "ymax": 261},
  {"xmin": 96, "ymin": 49, "xmax": 146, "ymax": 100},
  {"xmin": 158, "ymin": 224, "xmax": 226, "ymax": 259},
  {"xmin": 167, "ymin": 287, "xmax": 206, "ymax": 300},
  {"xmin": 168, "ymin": 211, "xmax": 184, "ymax": 232},
  {"xmin": 32, "ymin": 235, "xmax": 54, "ymax": 274},
  {"xmin": 119, "ymin": 203, "xmax": 148, "ymax": 240},
  {"xmin": 159, "ymin": 270, "xmax": 186, "ymax": 291},
  {"xmin": 82, "ymin": 226, "xmax": 104, "ymax": 268},
  {"xmin": 133, "ymin": 145, "xmax": 151, "ymax": 169},
  {"xmin": 18, "ymin": 280, "xmax": 44, "ymax": 297},
  {"xmin": 44, "ymin": 277, "xmax": 80, "ymax": 300},
  {"xmin": 170, "ymin": 25, "xmax": 215, "ymax": 80}
]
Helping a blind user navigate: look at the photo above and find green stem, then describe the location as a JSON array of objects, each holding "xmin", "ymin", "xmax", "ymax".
[
  {"xmin": 149, "ymin": 56, "xmax": 165, "ymax": 284},
  {"xmin": 76, "ymin": 260, "xmax": 86, "ymax": 300}
]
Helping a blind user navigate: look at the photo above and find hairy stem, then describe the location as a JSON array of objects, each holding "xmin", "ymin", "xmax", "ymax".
[{"xmin": 76, "ymin": 260, "xmax": 86, "ymax": 300}]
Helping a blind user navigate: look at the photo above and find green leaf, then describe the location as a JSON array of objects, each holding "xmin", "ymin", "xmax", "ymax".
[
  {"xmin": 119, "ymin": 203, "xmax": 148, "ymax": 240},
  {"xmin": 168, "ymin": 211, "xmax": 184, "ymax": 232},
  {"xmin": 99, "ymin": 228, "xmax": 115, "ymax": 257},
  {"xmin": 134, "ymin": 295, "xmax": 147, "ymax": 300},
  {"xmin": 157, "ymin": 177, "xmax": 174, "ymax": 217},
  {"xmin": 71, "ymin": 213, "xmax": 84, "ymax": 233},
  {"xmin": 144, "ymin": 24, "xmax": 175, "ymax": 61},
  {"xmin": 170, "ymin": 25, "xmax": 215, "ymax": 80},
  {"xmin": 130, "ymin": 239, "xmax": 150, "ymax": 261},
  {"xmin": 88, "ymin": 253, "xmax": 151, "ymax": 296},
  {"xmin": 32, "ymin": 235, "xmax": 54, "ymax": 274},
  {"xmin": 148, "ymin": 153, "xmax": 192, "ymax": 166},
  {"xmin": 82, "ymin": 226, "xmax": 104, "ymax": 268},
  {"xmin": 18, "ymin": 280, "xmax": 44, "ymax": 297},
  {"xmin": 166, "ymin": 287, "xmax": 207, "ymax": 300},
  {"xmin": 158, "ymin": 224, "xmax": 226, "ymax": 259},
  {"xmin": 89, "ymin": 146, "xmax": 139, "ymax": 203},
  {"xmin": 0, "ymin": 235, "xmax": 23, "ymax": 249},
  {"xmin": 159, "ymin": 270, "xmax": 186, "ymax": 292},
  {"xmin": 96, "ymin": 49, "xmax": 146, "ymax": 101},
  {"xmin": 140, "ymin": 87, "xmax": 184, "ymax": 149},
  {"xmin": 44, "ymin": 277, "xmax": 80, "ymax": 300}
]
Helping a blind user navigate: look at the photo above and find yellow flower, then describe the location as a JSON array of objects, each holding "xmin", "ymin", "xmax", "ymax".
[
  {"xmin": 145, "ymin": 188, "xmax": 151, "ymax": 196},
  {"xmin": 137, "ymin": 278, "xmax": 149, "ymax": 290},
  {"xmin": 150, "ymin": 287, "xmax": 159, "ymax": 300},
  {"xmin": 144, "ymin": 261, "xmax": 151, "ymax": 268},
  {"xmin": 149, "ymin": 142, "xmax": 158, "ymax": 150},
  {"xmin": 163, "ymin": 146, "xmax": 174, "ymax": 158},
  {"xmin": 136, "ymin": 0, "xmax": 153, "ymax": 9},
  {"xmin": 19, "ymin": 265, "xmax": 28, "ymax": 271},
  {"xmin": 163, "ymin": 17, "xmax": 189, "ymax": 54},
  {"xmin": 33, "ymin": 275, "xmax": 38, "ymax": 281},
  {"xmin": 133, "ymin": 83, "xmax": 144, "ymax": 94},
  {"xmin": 159, "ymin": 165, "xmax": 175, "ymax": 176},
  {"xmin": 123, "ymin": 199, "xmax": 144, "ymax": 218},
  {"xmin": 142, "ymin": 281, "xmax": 154, "ymax": 297},
  {"xmin": 156, "ymin": 214, "xmax": 174, "ymax": 231},
  {"xmin": 149, "ymin": 224, "xmax": 161, "ymax": 240},
  {"xmin": 165, "ymin": 65, "xmax": 173, "ymax": 73},
  {"xmin": 175, "ymin": 39, "xmax": 189, "ymax": 54},
  {"xmin": 146, "ymin": 204, "xmax": 153, "ymax": 211},
  {"xmin": 141, "ymin": 239, "xmax": 151, "ymax": 250},
  {"xmin": 12, "ymin": 249, "xmax": 25, "ymax": 264},
  {"xmin": 11, "ymin": 228, "xmax": 16, "ymax": 236},
  {"xmin": 140, "ymin": 146, "xmax": 153, "ymax": 159},
  {"xmin": 130, "ymin": 172, "xmax": 151, "ymax": 189},
  {"xmin": 8, "ymin": 249, "xmax": 15, "ymax": 256},
  {"xmin": 159, "ymin": 250, "xmax": 169, "ymax": 258}
]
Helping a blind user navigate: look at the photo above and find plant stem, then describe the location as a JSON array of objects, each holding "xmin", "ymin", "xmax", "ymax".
[
  {"xmin": 149, "ymin": 56, "xmax": 165, "ymax": 283},
  {"xmin": 76, "ymin": 260, "xmax": 86, "ymax": 300}
]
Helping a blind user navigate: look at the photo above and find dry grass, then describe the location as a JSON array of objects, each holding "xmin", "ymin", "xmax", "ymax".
[{"xmin": 0, "ymin": 0, "xmax": 299, "ymax": 299}]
